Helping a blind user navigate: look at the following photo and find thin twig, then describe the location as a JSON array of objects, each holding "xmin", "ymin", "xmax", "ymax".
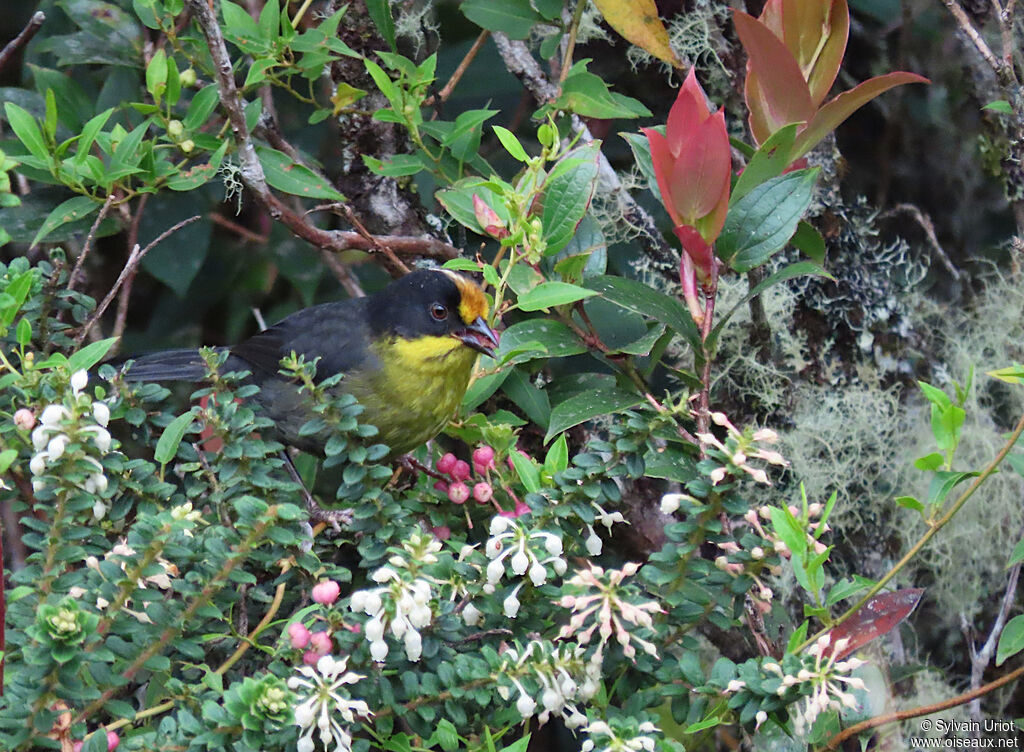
[
  {"xmin": 186, "ymin": 0, "xmax": 459, "ymax": 264},
  {"xmin": 881, "ymin": 203, "xmax": 961, "ymax": 281},
  {"xmin": 111, "ymin": 194, "xmax": 151, "ymax": 347},
  {"xmin": 559, "ymin": 0, "xmax": 588, "ymax": 84},
  {"xmin": 75, "ymin": 215, "xmax": 202, "ymax": 346},
  {"xmin": 0, "ymin": 12, "xmax": 45, "ymax": 73},
  {"xmin": 941, "ymin": 0, "xmax": 1009, "ymax": 82},
  {"xmin": 67, "ymin": 194, "xmax": 116, "ymax": 295},
  {"xmin": 343, "ymin": 206, "xmax": 410, "ymax": 274},
  {"xmin": 428, "ymin": 30, "xmax": 490, "ymax": 105},
  {"xmin": 826, "ymin": 662, "xmax": 1024, "ymax": 748},
  {"xmin": 207, "ymin": 211, "xmax": 268, "ymax": 244},
  {"xmin": 800, "ymin": 409, "xmax": 1024, "ymax": 652}
]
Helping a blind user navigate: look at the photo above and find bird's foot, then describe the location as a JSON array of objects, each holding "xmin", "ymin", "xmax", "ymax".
[{"xmin": 305, "ymin": 502, "xmax": 354, "ymax": 532}]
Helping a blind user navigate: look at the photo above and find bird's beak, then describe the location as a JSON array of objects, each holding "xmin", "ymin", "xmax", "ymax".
[{"xmin": 454, "ymin": 316, "xmax": 499, "ymax": 358}]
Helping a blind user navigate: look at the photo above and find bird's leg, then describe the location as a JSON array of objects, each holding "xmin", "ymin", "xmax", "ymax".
[
  {"xmin": 396, "ymin": 454, "xmax": 447, "ymax": 482},
  {"xmin": 279, "ymin": 450, "xmax": 352, "ymax": 531}
]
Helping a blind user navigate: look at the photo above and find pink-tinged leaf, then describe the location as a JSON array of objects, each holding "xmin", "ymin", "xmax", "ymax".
[
  {"xmin": 734, "ymin": 10, "xmax": 815, "ymax": 142},
  {"xmin": 678, "ymin": 252, "xmax": 705, "ymax": 326},
  {"xmin": 643, "ymin": 128, "xmax": 684, "ymax": 226},
  {"xmin": 674, "ymin": 224, "xmax": 715, "ymax": 279},
  {"xmin": 666, "ymin": 68, "xmax": 712, "ymax": 156},
  {"xmin": 825, "ymin": 588, "xmax": 924, "ymax": 660},
  {"xmin": 757, "ymin": 0, "xmax": 784, "ymax": 39},
  {"xmin": 806, "ymin": 0, "xmax": 849, "ymax": 106},
  {"xmin": 668, "ymin": 112, "xmax": 731, "ymax": 222},
  {"xmin": 791, "ymin": 71, "xmax": 930, "ymax": 160},
  {"xmin": 473, "ymin": 193, "xmax": 504, "ymax": 232},
  {"xmin": 695, "ymin": 175, "xmax": 731, "ymax": 243}
]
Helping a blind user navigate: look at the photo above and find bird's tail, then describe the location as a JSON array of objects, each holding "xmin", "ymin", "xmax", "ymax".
[{"xmin": 117, "ymin": 348, "xmax": 221, "ymax": 382}]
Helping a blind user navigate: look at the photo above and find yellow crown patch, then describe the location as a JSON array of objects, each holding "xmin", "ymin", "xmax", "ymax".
[{"xmin": 441, "ymin": 270, "xmax": 489, "ymax": 324}]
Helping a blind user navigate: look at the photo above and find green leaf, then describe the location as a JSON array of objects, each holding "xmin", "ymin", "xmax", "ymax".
[
  {"xmin": 768, "ymin": 504, "xmax": 807, "ymax": 558},
  {"xmin": 68, "ymin": 337, "xmax": 119, "ymax": 372},
  {"xmin": 243, "ymin": 58, "xmax": 279, "ymax": 88},
  {"xmin": 443, "ymin": 108, "xmax": 497, "ymax": 162},
  {"xmin": 997, "ymin": 614, "xmax": 1024, "ymax": 666},
  {"xmin": 826, "ymin": 578, "xmax": 869, "ymax": 606},
  {"xmin": 894, "ymin": 495, "xmax": 923, "ymax": 512},
  {"xmin": 516, "ymin": 281, "xmax": 597, "ymax": 311},
  {"xmin": 0, "ymin": 270, "xmax": 34, "ymax": 327},
  {"xmin": 555, "ymin": 67, "xmax": 652, "ymax": 119},
  {"xmin": 436, "ymin": 178, "xmax": 511, "ymax": 234},
  {"xmin": 913, "ymin": 452, "xmax": 944, "ymax": 471},
  {"xmin": 503, "ymin": 368, "xmax": 551, "ymax": 429},
  {"xmin": 72, "ymin": 108, "xmax": 115, "ymax": 167},
  {"xmin": 155, "ymin": 410, "xmax": 197, "ymax": 465},
  {"xmin": 544, "ymin": 433, "xmax": 569, "ymax": 474},
  {"xmin": 166, "ymin": 140, "xmax": 229, "ymax": 191},
  {"xmin": 1009, "ymin": 538, "xmax": 1024, "ymax": 567},
  {"xmin": 731, "ymin": 124, "xmax": 799, "ymax": 202},
  {"xmin": 925, "ymin": 470, "xmax": 978, "ymax": 508},
  {"xmin": 497, "ymin": 319, "xmax": 586, "ymax": 364},
  {"xmin": 461, "ymin": 0, "xmax": 543, "ymax": 39},
  {"xmin": 362, "ymin": 153, "xmax": 425, "ymax": 177},
  {"xmin": 984, "ymin": 99, "xmax": 1013, "ymax": 113},
  {"xmin": 787, "ymin": 620, "xmax": 809, "ymax": 653},
  {"xmin": 509, "ymin": 449, "xmax": 541, "ymax": 493},
  {"xmin": 541, "ymin": 143, "xmax": 600, "ymax": 255},
  {"xmin": 31, "ymin": 196, "xmax": 100, "ymax": 248},
  {"xmin": 492, "ymin": 125, "xmax": 529, "ymax": 162},
  {"xmin": 789, "ymin": 220, "xmax": 826, "ymax": 264},
  {"xmin": 917, "ymin": 381, "xmax": 953, "ymax": 409},
  {"xmin": 717, "ymin": 169, "xmax": 820, "ymax": 272},
  {"xmin": 0, "ymin": 448, "xmax": 17, "ymax": 475},
  {"xmin": 145, "ymin": 48, "xmax": 168, "ymax": 103},
  {"xmin": 545, "ymin": 388, "xmax": 643, "ymax": 443},
  {"xmin": 366, "ymin": 0, "xmax": 397, "ymax": 50},
  {"xmin": 15, "ymin": 317, "xmax": 31, "ymax": 346},
  {"xmin": 620, "ymin": 129, "xmax": 662, "ymax": 205},
  {"xmin": 4, "ymin": 103, "xmax": 49, "ymax": 162},
  {"xmin": 43, "ymin": 88, "xmax": 58, "ymax": 142},
  {"xmin": 584, "ymin": 275, "xmax": 700, "ymax": 350},
  {"xmin": 256, "ymin": 146, "xmax": 346, "ymax": 200},
  {"xmin": 184, "ymin": 85, "xmax": 221, "ymax": 130}
]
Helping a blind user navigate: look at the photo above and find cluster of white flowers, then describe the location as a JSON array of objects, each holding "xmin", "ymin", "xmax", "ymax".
[
  {"xmin": 499, "ymin": 641, "xmax": 600, "ymax": 728},
  {"xmin": 350, "ymin": 568, "xmax": 434, "ymax": 663},
  {"xmin": 288, "ymin": 654, "xmax": 371, "ymax": 752},
  {"xmin": 72, "ymin": 541, "xmax": 177, "ymax": 623},
  {"xmin": 581, "ymin": 720, "xmax": 660, "ymax": 752},
  {"xmin": 26, "ymin": 369, "xmax": 113, "ymax": 517},
  {"xmin": 696, "ymin": 412, "xmax": 788, "ymax": 486},
  {"xmin": 556, "ymin": 563, "xmax": 662, "ymax": 662},
  {"xmin": 484, "ymin": 516, "xmax": 566, "ymax": 617}
]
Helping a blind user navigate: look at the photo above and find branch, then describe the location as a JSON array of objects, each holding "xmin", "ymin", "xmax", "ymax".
[
  {"xmin": 941, "ymin": 0, "xmax": 1012, "ymax": 84},
  {"xmin": 0, "ymin": 12, "xmax": 45, "ymax": 73},
  {"xmin": 186, "ymin": 0, "xmax": 459, "ymax": 264},
  {"xmin": 826, "ymin": 662, "xmax": 1024, "ymax": 748}
]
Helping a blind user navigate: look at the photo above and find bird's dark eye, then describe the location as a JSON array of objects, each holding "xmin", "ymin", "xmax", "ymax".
[{"xmin": 430, "ymin": 303, "xmax": 448, "ymax": 321}]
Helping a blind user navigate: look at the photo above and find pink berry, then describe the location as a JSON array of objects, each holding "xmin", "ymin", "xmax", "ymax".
[
  {"xmin": 303, "ymin": 650, "xmax": 320, "ymax": 665},
  {"xmin": 287, "ymin": 622, "xmax": 311, "ymax": 649},
  {"xmin": 451, "ymin": 460, "xmax": 471, "ymax": 481},
  {"xmin": 73, "ymin": 744, "xmax": 83, "ymax": 752},
  {"xmin": 473, "ymin": 482, "xmax": 493, "ymax": 503},
  {"xmin": 448, "ymin": 481, "xmax": 470, "ymax": 504},
  {"xmin": 472, "ymin": 445, "xmax": 495, "ymax": 471},
  {"xmin": 433, "ymin": 480, "xmax": 448, "ymax": 493},
  {"xmin": 436, "ymin": 452, "xmax": 457, "ymax": 474},
  {"xmin": 13, "ymin": 408, "xmax": 35, "ymax": 431},
  {"xmin": 432, "ymin": 525, "xmax": 451, "ymax": 540},
  {"xmin": 512, "ymin": 500, "xmax": 531, "ymax": 517},
  {"xmin": 107, "ymin": 731, "xmax": 120, "ymax": 751},
  {"xmin": 309, "ymin": 631, "xmax": 332, "ymax": 655},
  {"xmin": 312, "ymin": 580, "xmax": 341, "ymax": 605}
]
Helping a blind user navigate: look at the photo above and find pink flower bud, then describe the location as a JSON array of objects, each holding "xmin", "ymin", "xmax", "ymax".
[
  {"xmin": 312, "ymin": 580, "xmax": 341, "ymax": 605},
  {"xmin": 432, "ymin": 525, "xmax": 451, "ymax": 540},
  {"xmin": 512, "ymin": 500, "xmax": 531, "ymax": 517},
  {"xmin": 107, "ymin": 731, "xmax": 120, "ymax": 751},
  {"xmin": 473, "ymin": 194, "xmax": 509, "ymax": 239},
  {"xmin": 288, "ymin": 622, "xmax": 311, "ymax": 649},
  {"xmin": 309, "ymin": 631, "xmax": 332, "ymax": 655},
  {"xmin": 13, "ymin": 408, "xmax": 35, "ymax": 431},
  {"xmin": 303, "ymin": 650, "xmax": 320, "ymax": 665},
  {"xmin": 433, "ymin": 480, "xmax": 448, "ymax": 494},
  {"xmin": 436, "ymin": 452, "xmax": 457, "ymax": 474},
  {"xmin": 448, "ymin": 481, "xmax": 470, "ymax": 504},
  {"xmin": 473, "ymin": 482, "xmax": 493, "ymax": 503},
  {"xmin": 451, "ymin": 460, "xmax": 471, "ymax": 482},
  {"xmin": 472, "ymin": 445, "xmax": 496, "ymax": 472},
  {"xmin": 73, "ymin": 743, "xmax": 83, "ymax": 752}
]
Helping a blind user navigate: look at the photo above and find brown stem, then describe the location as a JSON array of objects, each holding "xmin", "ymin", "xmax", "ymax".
[
  {"xmin": 75, "ymin": 215, "xmax": 202, "ymax": 346},
  {"xmin": 942, "ymin": 0, "xmax": 1012, "ymax": 83},
  {"xmin": 826, "ymin": 662, "xmax": 1024, "ymax": 748},
  {"xmin": 0, "ymin": 12, "xmax": 45, "ymax": 73},
  {"xmin": 67, "ymin": 194, "xmax": 117, "ymax": 295},
  {"xmin": 111, "ymin": 194, "xmax": 151, "ymax": 347},
  {"xmin": 428, "ymin": 30, "xmax": 490, "ymax": 105}
]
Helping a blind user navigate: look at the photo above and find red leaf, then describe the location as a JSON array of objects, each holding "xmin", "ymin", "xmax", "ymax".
[
  {"xmin": 805, "ymin": 0, "xmax": 850, "ymax": 106},
  {"xmin": 674, "ymin": 224, "xmax": 715, "ymax": 278},
  {"xmin": 643, "ymin": 128, "xmax": 684, "ymax": 226},
  {"xmin": 668, "ymin": 111, "xmax": 731, "ymax": 222},
  {"xmin": 826, "ymin": 588, "xmax": 924, "ymax": 660},
  {"xmin": 734, "ymin": 10, "xmax": 815, "ymax": 143},
  {"xmin": 666, "ymin": 68, "xmax": 712, "ymax": 156},
  {"xmin": 791, "ymin": 71, "xmax": 930, "ymax": 160}
]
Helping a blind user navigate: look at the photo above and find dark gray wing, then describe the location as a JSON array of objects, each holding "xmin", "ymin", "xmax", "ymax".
[{"xmin": 229, "ymin": 298, "xmax": 376, "ymax": 382}]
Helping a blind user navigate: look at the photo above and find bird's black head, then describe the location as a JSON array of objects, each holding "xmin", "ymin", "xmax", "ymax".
[{"xmin": 369, "ymin": 269, "xmax": 499, "ymax": 357}]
